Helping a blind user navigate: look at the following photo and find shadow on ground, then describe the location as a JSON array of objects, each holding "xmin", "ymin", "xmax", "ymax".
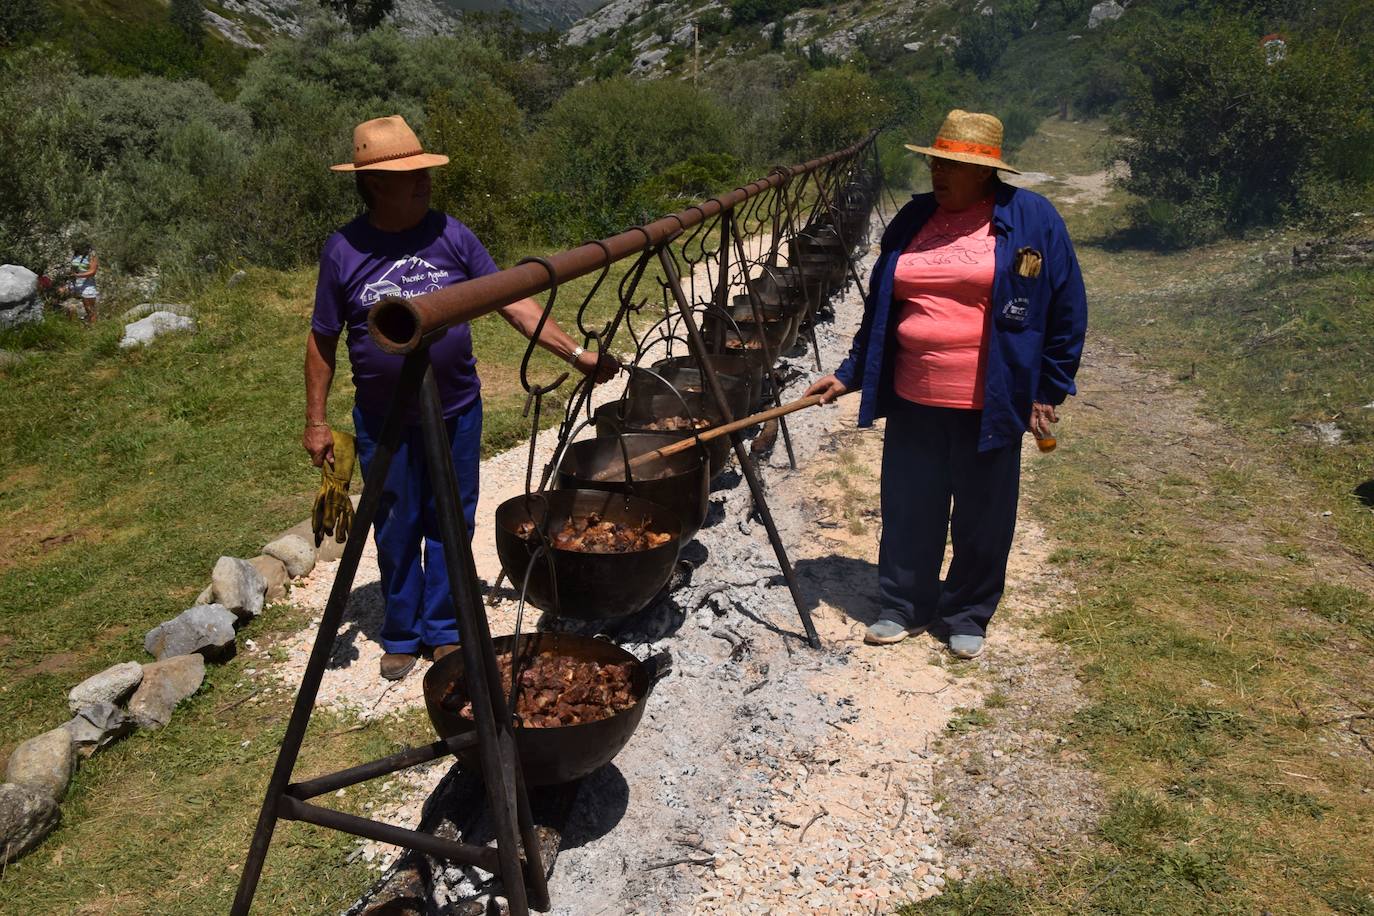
[{"xmin": 793, "ymin": 554, "xmax": 882, "ymax": 625}]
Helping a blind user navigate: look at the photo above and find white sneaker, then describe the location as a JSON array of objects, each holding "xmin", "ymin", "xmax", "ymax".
[
  {"xmin": 948, "ymin": 635, "xmax": 984, "ymax": 659},
  {"xmin": 864, "ymin": 619, "xmax": 931, "ymax": 646}
]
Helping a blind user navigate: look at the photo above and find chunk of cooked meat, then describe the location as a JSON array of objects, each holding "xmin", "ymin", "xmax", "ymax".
[
  {"xmin": 443, "ymin": 651, "xmax": 638, "ymax": 728},
  {"xmin": 639, "ymin": 415, "xmax": 710, "ymax": 432},
  {"xmin": 516, "ymin": 512, "xmax": 671, "ymax": 553},
  {"xmin": 723, "ymin": 336, "xmax": 765, "ymax": 350}
]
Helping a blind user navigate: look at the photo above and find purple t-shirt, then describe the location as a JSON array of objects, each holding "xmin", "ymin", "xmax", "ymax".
[{"xmin": 312, "ymin": 210, "xmax": 499, "ymax": 419}]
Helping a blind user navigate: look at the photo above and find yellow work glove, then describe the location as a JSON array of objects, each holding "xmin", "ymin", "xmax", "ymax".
[{"xmin": 312, "ymin": 429, "xmax": 356, "ymax": 547}]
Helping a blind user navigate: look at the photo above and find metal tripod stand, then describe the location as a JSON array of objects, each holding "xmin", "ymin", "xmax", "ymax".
[{"xmin": 231, "ymin": 347, "xmax": 550, "ymax": 915}]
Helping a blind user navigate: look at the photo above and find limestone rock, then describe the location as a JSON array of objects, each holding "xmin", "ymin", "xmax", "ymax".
[
  {"xmin": 64, "ymin": 702, "xmax": 132, "ymax": 757},
  {"xmin": 249, "ymin": 554, "xmax": 288, "ymax": 601},
  {"xmin": 1087, "ymin": 0, "xmax": 1124, "ymax": 28},
  {"xmin": 0, "ymin": 783, "xmax": 60, "ymax": 865},
  {"xmin": 143, "ymin": 604, "xmax": 238, "ymax": 661},
  {"xmin": 127, "ymin": 655, "xmax": 206, "ymax": 729},
  {"xmin": 212, "ymin": 556, "xmax": 267, "ymax": 620},
  {"xmin": 5, "ymin": 728, "xmax": 75, "ymax": 801},
  {"xmin": 0, "ymin": 350, "xmax": 28, "ymax": 370},
  {"xmin": 67, "ymin": 661, "xmax": 144, "ymax": 713},
  {"xmin": 227, "ymin": 269, "xmax": 248, "ymax": 287},
  {"xmin": 263, "ymin": 533, "xmax": 315, "ymax": 579},
  {"xmin": 196, "ymin": 583, "xmax": 215, "ymax": 605},
  {"xmin": 118, "ymin": 311, "xmax": 196, "ymax": 349},
  {"xmin": 0, "ymin": 265, "xmax": 41, "ymax": 330}
]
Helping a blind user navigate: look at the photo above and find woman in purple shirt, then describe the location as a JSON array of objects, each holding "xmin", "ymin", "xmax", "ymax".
[{"xmin": 305, "ymin": 116, "xmax": 618, "ymax": 681}]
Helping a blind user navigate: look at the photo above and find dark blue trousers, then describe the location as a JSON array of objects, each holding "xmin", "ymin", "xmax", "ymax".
[
  {"xmin": 878, "ymin": 400, "xmax": 1021, "ymax": 638},
  {"xmin": 353, "ymin": 400, "xmax": 482, "ymax": 654}
]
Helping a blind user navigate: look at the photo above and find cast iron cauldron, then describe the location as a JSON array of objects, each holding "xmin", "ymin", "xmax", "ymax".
[
  {"xmin": 705, "ymin": 295, "xmax": 795, "ymax": 363},
  {"xmin": 556, "ymin": 433, "xmax": 710, "ymax": 541},
  {"xmin": 493, "ymin": 488, "xmax": 682, "ymax": 619},
  {"xmin": 651, "ymin": 352, "xmax": 763, "ymax": 416},
  {"xmin": 594, "ymin": 395, "xmax": 730, "ymax": 479},
  {"xmin": 626, "ymin": 361, "xmax": 753, "ymax": 421},
  {"xmin": 423, "ymin": 632, "xmax": 672, "ymax": 785}
]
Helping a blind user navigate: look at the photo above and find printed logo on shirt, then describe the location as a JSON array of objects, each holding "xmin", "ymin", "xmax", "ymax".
[
  {"xmin": 1000, "ymin": 297, "xmax": 1030, "ymax": 323},
  {"xmin": 359, "ymin": 255, "xmax": 451, "ymax": 305}
]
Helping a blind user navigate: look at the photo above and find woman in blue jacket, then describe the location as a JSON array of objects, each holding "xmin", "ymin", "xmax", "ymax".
[{"xmin": 806, "ymin": 110, "xmax": 1087, "ymax": 658}]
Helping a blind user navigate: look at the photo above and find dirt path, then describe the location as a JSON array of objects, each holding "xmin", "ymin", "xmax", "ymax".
[{"xmin": 237, "ymin": 207, "xmax": 1096, "ymax": 913}]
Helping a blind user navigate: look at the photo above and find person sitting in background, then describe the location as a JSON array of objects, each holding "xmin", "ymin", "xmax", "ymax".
[
  {"xmin": 304, "ymin": 115, "xmax": 619, "ymax": 682},
  {"xmin": 806, "ymin": 109, "xmax": 1087, "ymax": 660}
]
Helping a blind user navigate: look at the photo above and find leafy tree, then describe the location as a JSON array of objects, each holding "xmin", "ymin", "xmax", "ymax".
[
  {"xmin": 425, "ymin": 82, "xmax": 530, "ymax": 263},
  {"xmin": 953, "ymin": 12, "xmax": 1005, "ymax": 78},
  {"xmin": 531, "ymin": 79, "xmax": 734, "ymax": 240},
  {"xmin": 774, "ymin": 67, "xmax": 891, "ymax": 161},
  {"xmin": 169, "ymin": 0, "xmax": 204, "ymax": 49},
  {"xmin": 1115, "ymin": 15, "xmax": 1374, "ymax": 242},
  {"xmin": 0, "ymin": 0, "xmax": 46, "ymax": 47},
  {"xmin": 729, "ymin": 0, "xmax": 801, "ymax": 26},
  {"xmin": 319, "ymin": 0, "xmax": 394, "ymax": 34}
]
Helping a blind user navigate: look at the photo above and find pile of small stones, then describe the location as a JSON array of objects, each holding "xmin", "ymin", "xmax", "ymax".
[{"xmin": 0, "ymin": 528, "xmax": 327, "ymax": 865}]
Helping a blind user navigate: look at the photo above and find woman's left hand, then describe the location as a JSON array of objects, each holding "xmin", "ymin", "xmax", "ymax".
[
  {"xmin": 575, "ymin": 348, "xmax": 621, "ymax": 383},
  {"xmin": 1030, "ymin": 402, "xmax": 1058, "ymax": 439}
]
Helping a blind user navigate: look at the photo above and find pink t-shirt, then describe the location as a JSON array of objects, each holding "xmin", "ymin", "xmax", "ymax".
[{"xmin": 891, "ymin": 198, "xmax": 996, "ymax": 409}]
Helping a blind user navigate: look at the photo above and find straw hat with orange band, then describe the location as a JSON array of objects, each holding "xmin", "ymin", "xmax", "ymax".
[
  {"xmin": 904, "ymin": 109, "xmax": 1021, "ymax": 175},
  {"xmin": 329, "ymin": 115, "xmax": 450, "ymax": 172}
]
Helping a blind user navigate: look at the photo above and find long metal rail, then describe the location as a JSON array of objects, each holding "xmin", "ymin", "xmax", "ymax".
[{"xmin": 367, "ymin": 132, "xmax": 878, "ymax": 354}]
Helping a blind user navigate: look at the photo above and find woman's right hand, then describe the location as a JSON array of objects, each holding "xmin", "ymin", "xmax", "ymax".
[
  {"xmin": 303, "ymin": 423, "xmax": 335, "ymax": 467},
  {"xmin": 805, "ymin": 374, "xmax": 848, "ymax": 404}
]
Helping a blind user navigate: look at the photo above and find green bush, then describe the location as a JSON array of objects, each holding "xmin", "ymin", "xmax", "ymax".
[
  {"xmin": 729, "ymin": 0, "xmax": 803, "ymax": 26},
  {"xmin": 636, "ymin": 153, "xmax": 744, "ymax": 212},
  {"xmin": 1115, "ymin": 14, "xmax": 1374, "ymax": 243},
  {"xmin": 774, "ymin": 67, "xmax": 891, "ymax": 161},
  {"xmin": 0, "ymin": 50, "xmax": 93, "ymax": 269},
  {"xmin": 531, "ymin": 79, "xmax": 734, "ymax": 241},
  {"xmin": 999, "ymin": 105, "xmax": 1039, "ymax": 150},
  {"xmin": 426, "ymin": 82, "xmax": 531, "ymax": 264},
  {"xmin": 0, "ymin": 0, "xmax": 48, "ymax": 46}
]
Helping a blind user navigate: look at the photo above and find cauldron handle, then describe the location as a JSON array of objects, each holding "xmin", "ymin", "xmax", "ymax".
[
  {"xmin": 624, "ymin": 365, "xmax": 708, "ymax": 453},
  {"xmin": 547, "ymin": 418, "xmax": 596, "ymax": 487}
]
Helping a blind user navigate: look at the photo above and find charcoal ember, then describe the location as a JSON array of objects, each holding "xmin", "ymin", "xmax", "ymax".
[
  {"xmin": 515, "ymin": 512, "xmax": 671, "ymax": 553},
  {"xmin": 448, "ymin": 652, "xmax": 638, "ymax": 728}
]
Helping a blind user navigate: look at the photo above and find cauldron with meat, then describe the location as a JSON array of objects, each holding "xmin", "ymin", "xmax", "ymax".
[
  {"xmin": 556, "ymin": 432, "xmax": 710, "ymax": 541},
  {"xmin": 494, "ymin": 488, "xmax": 681, "ymax": 619},
  {"xmin": 423, "ymin": 632, "xmax": 672, "ymax": 785},
  {"xmin": 593, "ymin": 392, "xmax": 730, "ymax": 479}
]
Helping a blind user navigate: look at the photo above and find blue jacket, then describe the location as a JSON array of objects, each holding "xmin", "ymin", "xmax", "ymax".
[{"xmin": 834, "ymin": 182, "xmax": 1088, "ymax": 451}]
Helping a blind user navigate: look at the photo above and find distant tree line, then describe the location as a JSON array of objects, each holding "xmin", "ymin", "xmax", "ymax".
[{"xmin": 0, "ymin": 14, "xmax": 895, "ymax": 282}]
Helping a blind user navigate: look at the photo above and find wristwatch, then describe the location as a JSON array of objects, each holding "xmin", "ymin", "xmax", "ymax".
[{"xmin": 569, "ymin": 345, "xmax": 586, "ymax": 364}]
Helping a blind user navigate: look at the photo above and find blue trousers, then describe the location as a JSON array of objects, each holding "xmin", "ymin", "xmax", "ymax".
[
  {"xmin": 878, "ymin": 400, "xmax": 1021, "ymax": 638},
  {"xmin": 353, "ymin": 400, "xmax": 482, "ymax": 654}
]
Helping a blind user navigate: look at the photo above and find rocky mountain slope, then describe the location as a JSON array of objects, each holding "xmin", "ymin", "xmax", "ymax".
[
  {"xmin": 203, "ymin": 0, "xmax": 602, "ymax": 47},
  {"xmin": 565, "ymin": 0, "xmax": 1125, "ymax": 78}
]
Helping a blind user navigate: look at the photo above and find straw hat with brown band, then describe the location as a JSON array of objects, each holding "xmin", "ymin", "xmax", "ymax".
[
  {"xmin": 904, "ymin": 109, "xmax": 1021, "ymax": 175},
  {"xmin": 329, "ymin": 115, "xmax": 450, "ymax": 173}
]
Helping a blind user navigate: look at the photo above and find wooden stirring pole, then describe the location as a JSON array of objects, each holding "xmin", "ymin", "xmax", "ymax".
[{"xmin": 590, "ymin": 392, "xmax": 839, "ymax": 482}]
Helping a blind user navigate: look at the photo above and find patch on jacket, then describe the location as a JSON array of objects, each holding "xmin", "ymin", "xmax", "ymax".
[{"xmin": 1000, "ymin": 297, "xmax": 1030, "ymax": 323}]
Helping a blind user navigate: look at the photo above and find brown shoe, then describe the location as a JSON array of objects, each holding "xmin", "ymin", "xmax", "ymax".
[
  {"xmin": 431, "ymin": 644, "xmax": 460, "ymax": 664},
  {"xmin": 380, "ymin": 652, "xmax": 417, "ymax": 681}
]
